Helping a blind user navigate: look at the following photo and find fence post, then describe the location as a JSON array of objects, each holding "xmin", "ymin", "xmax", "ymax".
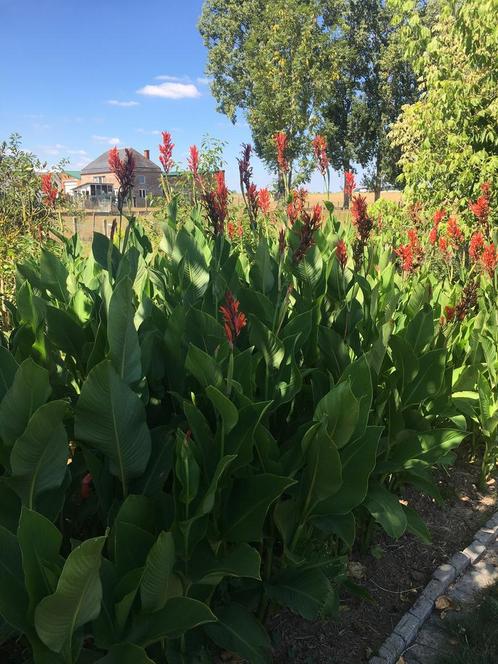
[
  {"xmin": 103, "ymin": 218, "xmax": 108, "ymax": 237},
  {"xmin": 73, "ymin": 216, "xmax": 77, "ymax": 235}
]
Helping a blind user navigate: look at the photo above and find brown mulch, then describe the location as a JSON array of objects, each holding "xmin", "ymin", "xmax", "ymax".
[{"xmin": 269, "ymin": 455, "xmax": 497, "ymax": 664}]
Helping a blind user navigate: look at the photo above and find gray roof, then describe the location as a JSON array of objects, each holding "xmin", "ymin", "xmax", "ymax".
[{"xmin": 81, "ymin": 148, "xmax": 161, "ymax": 175}]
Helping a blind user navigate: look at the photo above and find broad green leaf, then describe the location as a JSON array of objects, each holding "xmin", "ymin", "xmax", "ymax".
[
  {"xmin": 405, "ymin": 305, "xmax": 434, "ymax": 355},
  {"xmin": 303, "ymin": 424, "xmax": 342, "ymax": 510},
  {"xmin": 140, "ymin": 531, "xmax": 175, "ymax": 613},
  {"xmin": 403, "ymin": 505, "xmax": 431, "ymax": 544},
  {"xmin": 196, "ymin": 454, "xmax": 236, "ymax": 516},
  {"xmin": 403, "ymin": 348, "xmax": 446, "ymax": 406},
  {"xmin": 92, "ymin": 233, "xmax": 120, "ymax": 275},
  {"xmin": 224, "ymin": 474, "xmax": 295, "ymax": 542},
  {"xmin": 75, "ymin": 361, "xmax": 151, "ymax": 494},
  {"xmin": 10, "ymin": 400, "xmax": 68, "ymax": 508},
  {"xmin": 0, "ymin": 524, "xmax": 29, "ymax": 632},
  {"xmin": 312, "ymin": 512, "xmax": 356, "ymax": 548},
  {"xmin": 315, "ymin": 427, "xmax": 382, "ymax": 516},
  {"xmin": 185, "ymin": 344, "xmax": 223, "ymax": 389},
  {"xmin": 0, "ymin": 359, "xmax": 51, "ymax": 447},
  {"xmin": 250, "ymin": 237, "xmax": 275, "ymax": 294},
  {"xmin": 35, "ymin": 536, "xmax": 106, "ymax": 655},
  {"xmin": 191, "ymin": 543, "xmax": 261, "ymax": 585},
  {"xmin": 95, "ymin": 644, "xmax": 155, "ymax": 664},
  {"xmin": 249, "ymin": 316, "xmax": 285, "ymax": 371},
  {"xmin": 266, "ymin": 567, "xmax": 331, "ymax": 620},
  {"xmin": 365, "ymin": 484, "xmax": 407, "ymax": 539},
  {"xmin": 108, "ymin": 278, "xmax": 142, "ymax": 384},
  {"xmin": 46, "ymin": 307, "xmax": 87, "ymax": 363},
  {"xmin": 130, "ymin": 597, "xmax": 216, "ymax": 646},
  {"xmin": 0, "ymin": 347, "xmax": 18, "ymax": 403},
  {"xmin": 390, "ymin": 335, "xmax": 419, "ymax": 393},
  {"xmin": 175, "ymin": 430, "xmax": 200, "ymax": 505},
  {"xmin": 40, "ymin": 250, "xmax": 69, "ymax": 302},
  {"xmin": 339, "ymin": 356, "xmax": 372, "ymax": 442},
  {"xmin": 17, "ymin": 508, "xmax": 63, "ymax": 612},
  {"xmin": 314, "ymin": 381, "xmax": 359, "ymax": 448},
  {"xmin": 205, "ymin": 603, "xmax": 271, "ymax": 664},
  {"xmin": 206, "ymin": 386, "xmax": 239, "ymax": 435}
]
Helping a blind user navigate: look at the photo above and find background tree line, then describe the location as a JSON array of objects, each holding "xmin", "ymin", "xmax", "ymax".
[{"xmin": 199, "ymin": 0, "xmax": 498, "ymax": 210}]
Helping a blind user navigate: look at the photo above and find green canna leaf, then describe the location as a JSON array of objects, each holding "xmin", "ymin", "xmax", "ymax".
[
  {"xmin": 0, "ymin": 524, "xmax": 30, "ymax": 632},
  {"xmin": 107, "ymin": 278, "xmax": 142, "ymax": 384},
  {"xmin": 0, "ymin": 346, "xmax": 18, "ymax": 403},
  {"xmin": 140, "ymin": 531, "xmax": 175, "ymax": 613},
  {"xmin": 205, "ymin": 603, "xmax": 271, "ymax": 664}
]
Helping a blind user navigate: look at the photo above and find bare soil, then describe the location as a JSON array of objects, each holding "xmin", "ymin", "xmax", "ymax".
[{"xmin": 269, "ymin": 455, "xmax": 497, "ymax": 664}]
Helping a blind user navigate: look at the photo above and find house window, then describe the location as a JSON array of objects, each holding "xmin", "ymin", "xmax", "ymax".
[
  {"xmin": 138, "ymin": 188, "xmax": 147, "ymax": 198},
  {"xmin": 137, "ymin": 175, "xmax": 145, "ymax": 185},
  {"xmin": 93, "ymin": 176, "xmax": 104, "ymax": 183}
]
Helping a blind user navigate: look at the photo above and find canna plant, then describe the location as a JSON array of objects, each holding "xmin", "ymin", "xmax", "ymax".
[{"xmin": 0, "ymin": 182, "xmax": 473, "ymax": 663}]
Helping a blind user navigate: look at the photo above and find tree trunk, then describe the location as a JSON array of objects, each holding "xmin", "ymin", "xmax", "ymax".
[
  {"xmin": 374, "ymin": 150, "xmax": 382, "ymax": 201},
  {"xmin": 343, "ymin": 166, "xmax": 350, "ymax": 210}
]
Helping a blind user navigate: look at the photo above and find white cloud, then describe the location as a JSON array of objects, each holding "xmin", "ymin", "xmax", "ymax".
[
  {"xmin": 197, "ymin": 77, "xmax": 211, "ymax": 85},
  {"xmin": 137, "ymin": 128, "xmax": 162, "ymax": 135},
  {"xmin": 92, "ymin": 135, "xmax": 121, "ymax": 145},
  {"xmin": 107, "ymin": 99, "xmax": 140, "ymax": 107},
  {"xmin": 155, "ymin": 74, "xmax": 188, "ymax": 82},
  {"xmin": 137, "ymin": 82, "xmax": 201, "ymax": 100}
]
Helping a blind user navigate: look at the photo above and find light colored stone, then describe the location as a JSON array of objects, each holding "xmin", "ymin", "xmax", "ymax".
[
  {"xmin": 485, "ymin": 512, "xmax": 498, "ymax": 529},
  {"xmin": 474, "ymin": 527, "xmax": 497, "ymax": 545},
  {"xmin": 409, "ymin": 596, "xmax": 434, "ymax": 623},
  {"xmin": 449, "ymin": 551, "xmax": 471, "ymax": 575},
  {"xmin": 432, "ymin": 563, "xmax": 456, "ymax": 585},
  {"xmin": 461, "ymin": 539, "xmax": 486, "ymax": 563},
  {"xmin": 378, "ymin": 633, "xmax": 405, "ymax": 663},
  {"xmin": 421, "ymin": 578, "xmax": 445, "ymax": 602},
  {"xmin": 369, "ymin": 657, "xmax": 388, "ymax": 664},
  {"xmin": 394, "ymin": 612, "xmax": 421, "ymax": 646}
]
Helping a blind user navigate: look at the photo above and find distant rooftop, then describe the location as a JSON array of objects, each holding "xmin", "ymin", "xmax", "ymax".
[
  {"xmin": 81, "ymin": 148, "xmax": 161, "ymax": 175},
  {"xmin": 64, "ymin": 170, "xmax": 81, "ymax": 179}
]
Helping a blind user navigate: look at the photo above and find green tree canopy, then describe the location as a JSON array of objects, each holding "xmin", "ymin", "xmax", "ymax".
[{"xmin": 389, "ymin": 0, "xmax": 498, "ymax": 209}]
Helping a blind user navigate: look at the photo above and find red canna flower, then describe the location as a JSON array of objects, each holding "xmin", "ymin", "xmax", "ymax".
[
  {"xmin": 433, "ymin": 208, "xmax": 446, "ymax": 226},
  {"xmin": 447, "ymin": 216, "xmax": 463, "ymax": 246},
  {"xmin": 482, "ymin": 243, "xmax": 498, "ymax": 276},
  {"xmin": 312, "ymin": 135, "xmax": 329, "ymax": 177},
  {"xmin": 429, "ymin": 226, "xmax": 438, "ymax": 245},
  {"xmin": 188, "ymin": 145, "xmax": 200, "ymax": 181},
  {"xmin": 227, "ymin": 221, "xmax": 235, "ymax": 240},
  {"xmin": 292, "ymin": 204, "xmax": 322, "ymax": 263},
  {"xmin": 203, "ymin": 170, "xmax": 229, "ymax": 236},
  {"xmin": 159, "ymin": 131, "xmax": 174, "ymax": 173},
  {"xmin": 81, "ymin": 473, "xmax": 93, "ymax": 500},
  {"xmin": 438, "ymin": 236, "xmax": 449, "ymax": 255},
  {"xmin": 469, "ymin": 232, "xmax": 485, "ymax": 262},
  {"xmin": 41, "ymin": 173, "xmax": 58, "ymax": 207},
  {"xmin": 444, "ymin": 305, "xmax": 455, "ymax": 322},
  {"xmin": 257, "ymin": 188, "xmax": 271, "ymax": 215},
  {"xmin": 336, "ymin": 239, "xmax": 347, "ymax": 271},
  {"xmin": 275, "ymin": 132, "xmax": 289, "ymax": 174},
  {"xmin": 469, "ymin": 182, "xmax": 491, "ymax": 232},
  {"xmin": 395, "ymin": 243, "xmax": 414, "ymax": 273},
  {"xmin": 344, "ymin": 171, "xmax": 356, "ymax": 198},
  {"xmin": 219, "ymin": 291, "xmax": 247, "ymax": 346},
  {"xmin": 108, "ymin": 147, "xmax": 136, "ymax": 212},
  {"xmin": 287, "ymin": 188, "xmax": 308, "ymax": 225}
]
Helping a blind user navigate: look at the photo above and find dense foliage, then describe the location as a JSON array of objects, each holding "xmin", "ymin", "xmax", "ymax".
[
  {"xmin": 1, "ymin": 140, "xmax": 496, "ymax": 661},
  {"xmin": 390, "ymin": 0, "xmax": 498, "ymax": 207}
]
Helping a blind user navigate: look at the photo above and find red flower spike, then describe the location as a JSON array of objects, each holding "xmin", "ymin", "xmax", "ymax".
[
  {"xmin": 344, "ymin": 171, "xmax": 356, "ymax": 198},
  {"xmin": 257, "ymin": 188, "xmax": 271, "ymax": 215},
  {"xmin": 336, "ymin": 239, "xmax": 347, "ymax": 271},
  {"xmin": 188, "ymin": 145, "xmax": 200, "ymax": 180},
  {"xmin": 219, "ymin": 291, "xmax": 247, "ymax": 346},
  {"xmin": 81, "ymin": 473, "xmax": 93, "ymax": 500},
  {"xmin": 469, "ymin": 182, "xmax": 491, "ymax": 231},
  {"xmin": 278, "ymin": 227, "xmax": 286, "ymax": 256},
  {"xmin": 41, "ymin": 173, "xmax": 58, "ymax": 207},
  {"xmin": 482, "ymin": 243, "xmax": 498, "ymax": 276},
  {"xmin": 447, "ymin": 217, "xmax": 463, "ymax": 246},
  {"xmin": 108, "ymin": 147, "xmax": 136, "ymax": 210},
  {"xmin": 433, "ymin": 208, "xmax": 446, "ymax": 226},
  {"xmin": 275, "ymin": 132, "xmax": 289, "ymax": 174},
  {"xmin": 312, "ymin": 135, "xmax": 329, "ymax": 177},
  {"xmin": 159, "ymin": 131, "xmax": 174, "ymax": 173},
  {"xmin": 469, "ymin": 232, "xmax": 485, "ymax": 262},
  {"xmin": 429, "ymin": 226, "xmax": 438, "ymax": 245},
  {"xmin": 444, "ymin": 306, "xmax": 455, "ymax": 322}
]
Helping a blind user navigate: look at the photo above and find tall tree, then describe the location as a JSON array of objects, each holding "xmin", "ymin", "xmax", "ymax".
[
  {"xmin": 320, "ymin": 0, "xmax": 417, "ymax": 204},
  {"xmin": 389, "ymin": 0, "xmax": 498, "ymax": 209},
  {"xmin": 199, "ymin": 0, "xmax": 340, "ymax": 188}
]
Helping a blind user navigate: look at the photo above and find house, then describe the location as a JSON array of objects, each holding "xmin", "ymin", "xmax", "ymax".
[{"xmin": 76, "ymin": 148, "xmax": 162, "ymax": 208}]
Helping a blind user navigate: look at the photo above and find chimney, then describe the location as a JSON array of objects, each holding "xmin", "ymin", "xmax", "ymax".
[{"xmin": 144, "ymin": 149, "xmax": 150, "ymax": 160}]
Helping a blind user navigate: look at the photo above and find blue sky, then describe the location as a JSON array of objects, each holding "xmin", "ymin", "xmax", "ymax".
[{"xmin": 0, "ymin": 0, "xmax": 336, "ymax": 191}]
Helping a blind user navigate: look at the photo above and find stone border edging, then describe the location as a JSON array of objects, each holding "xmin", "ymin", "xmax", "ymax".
[{"xmin": 368, "ymin": 509, "xmax": 498, "ymax": 664}]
